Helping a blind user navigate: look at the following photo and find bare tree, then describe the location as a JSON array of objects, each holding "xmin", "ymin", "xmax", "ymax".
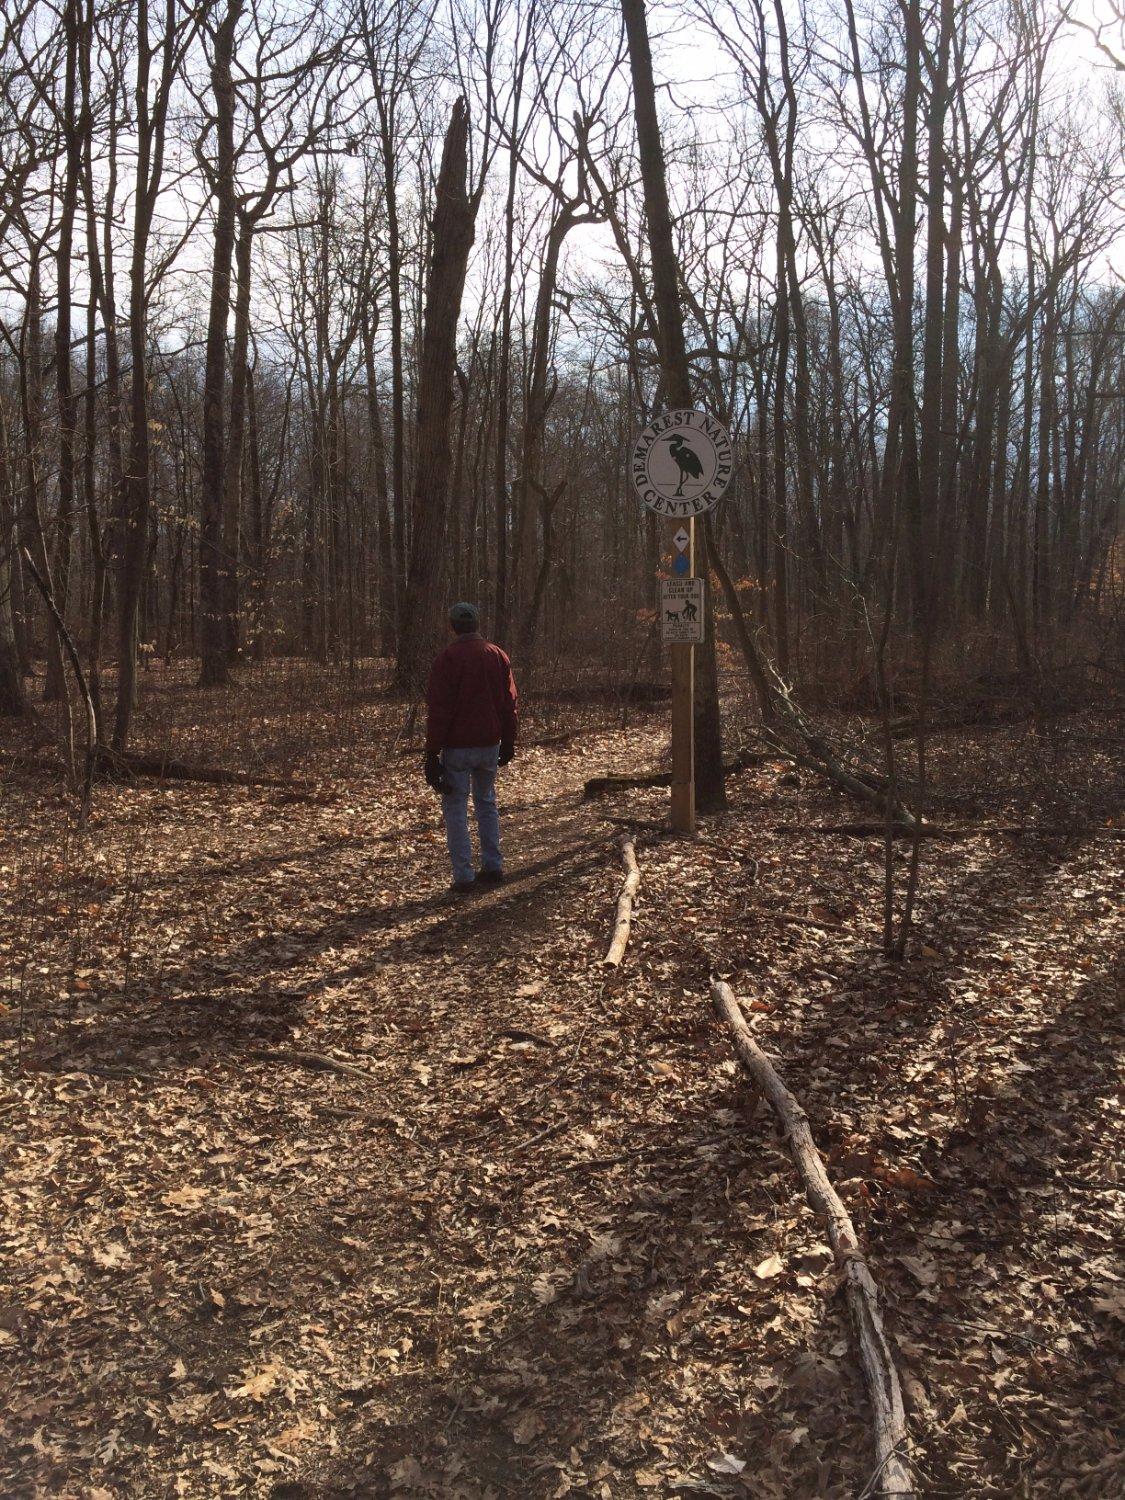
[{"xmin": 394, "ymin": 95, "xmax": 481, "ymax": 691}]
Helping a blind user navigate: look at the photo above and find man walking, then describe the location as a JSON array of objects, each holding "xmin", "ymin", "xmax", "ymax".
[{"xmin": 424, "ymin": 603, "xmax": 518, "ymax": 893}]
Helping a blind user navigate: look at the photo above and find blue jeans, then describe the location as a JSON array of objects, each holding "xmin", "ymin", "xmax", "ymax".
[{"xmin": 441, "ymin": 745, "xmax": 502, "ymax": 884}]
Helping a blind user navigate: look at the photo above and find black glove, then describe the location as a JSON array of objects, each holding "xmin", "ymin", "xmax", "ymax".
[
  {"xmin": 424, "ymin": 752, "xmax": 450, "ymax": 794},
  {"xmin": 498, "ymin": 740, "xmax": 515, "ymax": 767}
]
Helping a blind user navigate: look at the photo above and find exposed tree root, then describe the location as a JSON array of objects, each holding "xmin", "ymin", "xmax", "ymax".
[{"xmin": 711, "ymin": 980, "xmax": 915, "ymax": 1500}]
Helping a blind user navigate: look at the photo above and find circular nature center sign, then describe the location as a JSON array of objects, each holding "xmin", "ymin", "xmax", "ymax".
[{"xmin": 630, "ymin": 408, "xmax": 733, "ymax": 518}]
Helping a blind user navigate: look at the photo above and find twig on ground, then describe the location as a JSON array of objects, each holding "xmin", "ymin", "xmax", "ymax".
[
  {"xmin": 513, "ymin": 1120, "xmax": 566, "ymax": 1152},
  {"xmin": 500, "ymin": 1027, "xmax": 556, "ymax": 1047},
  {"xmin": 856, "ymin": 1441, "xmax": 912, "ymax": 1500},
  {"xmin": 764, "ymin": 910, "xmax": 845, "ymax": 929},
  {"xmin": 250, "ymin": 1047, "xmax": 382, "ymax": 1083}
]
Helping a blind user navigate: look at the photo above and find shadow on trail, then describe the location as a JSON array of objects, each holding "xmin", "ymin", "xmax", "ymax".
[
  {"xmin": 23, "ymin": 806, "xmax": 611, "ymax": 1076},
  {"xmin": 290, "ymin": 1121, "xmax": 865, "ymax": 1498},
  {"xmin": 732, "ymin": 824, "xmax": 1123, "ymax": 1490}
]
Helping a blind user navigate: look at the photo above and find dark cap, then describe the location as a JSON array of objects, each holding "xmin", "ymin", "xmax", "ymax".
[{"xmin": 449, "ymin": 602, "xmax": 480, "ymax": 632}]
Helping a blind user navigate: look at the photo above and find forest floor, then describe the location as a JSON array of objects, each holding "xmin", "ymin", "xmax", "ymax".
[{"xmin": 1, "ymin": 663, "xmax": 1122, "ymax": 1498}]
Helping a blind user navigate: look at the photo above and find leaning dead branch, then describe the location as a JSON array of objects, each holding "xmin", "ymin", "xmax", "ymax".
[
  {"xmin": 756, "ymin": 718, "xmax": 918, "ymax": 827},
  {"xmin": 603, "ymin": 836, "xmax": 641, "ymax": 965},
  {"xmin": 707, "ymin": 525, "xmax": 919, "ymax": 827},
  {"xmin": 710, "ymin": 981, "xmax": 914, "ymax": 1500}
]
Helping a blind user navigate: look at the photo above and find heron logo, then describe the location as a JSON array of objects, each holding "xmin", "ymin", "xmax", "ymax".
[{"xmin": 630, "ymin": 408, "xmax": 733, "ymax": 518}]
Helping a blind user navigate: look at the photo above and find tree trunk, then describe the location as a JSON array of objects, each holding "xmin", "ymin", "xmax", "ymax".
[
  {"xmin": 621, "ymin": 0, "xmax": 726, "ymax": 813},
  {"xmin": 114, "ymin": 0, "xmax": 190, "ymax": 751},
  {"xmin": 198, "ymin": 0, "xmax": 242, "ymax": 688},
  {"xmin": 914, "ymin": 0, "xmax": 950, "ymax": 635},
  {"xmin": 373, "ymin": 86, "xmax": 407, "ymax": 651},
  {"xmin": 220, "ymin": 216, "xmax": 253, "ymax": 665},
  {"xmin": 393, "ymin": 97, "xmax": 477, "ymax": 694},
  {"xmin": 494, "ymin": 100, "xmax": 521, "ymax": 641},
  {"xmin": 47, "ymin": 0, "xmax": 82, "ymax": 704},
  {"xmin": 21, "ymin": 256, "xmax": 66, "ymax": 700},
  {"xmin": 0, "ymin": 400, "xmax": 26, "ymax": 716},
  {"xmin": 361, "ymin": 303, "xmax": 397, "ymax": 656}
]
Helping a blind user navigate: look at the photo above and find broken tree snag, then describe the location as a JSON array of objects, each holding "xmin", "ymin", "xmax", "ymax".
[
  {"xmin": 710, "ymin": 981, "xmax": 914, "ymax": 1499},
  {"xmin": 603, "ymin": 837, "xmax": 641, "ymax": 966}
]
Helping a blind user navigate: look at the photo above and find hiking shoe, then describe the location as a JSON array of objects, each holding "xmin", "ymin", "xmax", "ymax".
[
  {"xmin": 449, "ymin": 879, "xmax": 477, "ymax": 894},
  {"xmin": 477, "ymin": 868, "xmax": 505, "ymax": 885}
]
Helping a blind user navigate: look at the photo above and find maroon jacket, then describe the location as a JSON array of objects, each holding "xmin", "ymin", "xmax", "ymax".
[{"xmin": 425, "ymin": 634, "xmax": 518, "ymax": 755}]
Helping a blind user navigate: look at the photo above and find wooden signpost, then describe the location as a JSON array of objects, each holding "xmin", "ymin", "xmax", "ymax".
[{"xmin": 631, "ymin": 409, "xmax": 732, "ymax": 834}]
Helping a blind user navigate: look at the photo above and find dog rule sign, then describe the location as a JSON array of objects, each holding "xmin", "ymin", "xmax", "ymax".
[{"xmin": 659, "ymin": 577, "xmax": 704, "ymax": 644}]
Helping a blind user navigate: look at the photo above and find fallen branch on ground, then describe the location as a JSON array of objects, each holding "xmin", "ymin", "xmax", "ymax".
[
  {"xmin": 603, "ymin": 836, "xmax": 641, "ymax": 965},
  {"xmin": 754, "ymin": 722, "xmax": 917, "ymax": 827},
  {"xmin": 776, "ymin": 821, "xmax": 955, "ymax": 840},
  {"xmin": 706, "ymin": 521, "xmax": 917, "ymax": 826},
  {"xmin": 526, "ymin": 724, "xmax": 612, "ymax": 748},
  {"xmin": 0, "ymin": 748, "xmax": 67, "ymax": 776},
  {"xmin": 599, "ymin": 815, "xmax": 669, "ymax": 835},
  {"xmin": 775, "ymin": 821, "xmax": 1121, "ymax": 840},
  {"xmin": 765, "ymin": 909, "xmax": 844, "ymax": 928},
  {"xmin": 250, "ymin": 1048, "xmax": 382, "ymax": 1083},
  {"xmin": 888, "ymin": 709, "xmax": 1025, "ymax": 739},
  {"xmin": 710, "ymin": 980, "xmax": 914, "ymax": 1499}
]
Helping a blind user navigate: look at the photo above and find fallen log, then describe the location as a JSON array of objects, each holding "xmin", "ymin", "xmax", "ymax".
[
  {"xmin": 527, "ymin": 724, "xmax": 611, "ymax": 748},
  {"xmin": 0, "ymin": 748, "xmax": 66, "ymax": 776},
  {"xmin": 584, "ymin": 769, "xmax": 673, "ymax": 796},
  {"xmin": 710, "ymin": 980, "xmax": 914, "ymax": 1499},
  {"xmin": 603, "ymin": 836, "xmax": 641, "ymax": 965},
  {"xmin": 95, "ymin": 746, "xmax": 309, "ymax": 791},
  {"xmin": 776, "ymin": 821, "xmax": 1121, "ymax": 841},
  {"xmin": 583, "ymin": 746, "xmax": 768, "ymax": 799},
  {"xmin": 396, "ymin": 721, "xmax": 612, "ymax": 756},
  {"xmin": 775, "ymin": 821, "xmax": 958, "ymax": 841},
  {"xmin": 887, "ymin": 710, "xmax": 1025, "ymax": 740}
]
